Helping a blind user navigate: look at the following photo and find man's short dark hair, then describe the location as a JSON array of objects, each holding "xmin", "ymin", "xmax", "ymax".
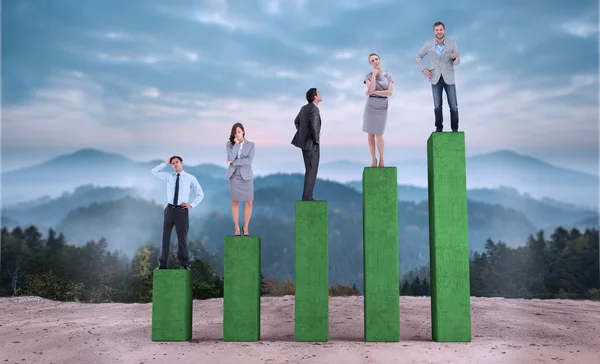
[
  {"xmin": 306, "ymin": 88, "xmax": 318, "ymax": 103},
  {"xmin": 433, "ymin": 21, "xmax": 445, "ymax": 29},
  {"xmin": 169, "ymin": 156, "xmax": 183, "ymax": 163}
]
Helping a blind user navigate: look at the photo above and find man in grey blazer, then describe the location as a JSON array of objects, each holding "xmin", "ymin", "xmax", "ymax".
[{"xmin": 416, "ymin": 21, "xmax": 461, "ymax": 132}]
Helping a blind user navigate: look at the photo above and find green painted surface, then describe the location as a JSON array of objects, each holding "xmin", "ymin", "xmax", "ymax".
[
  {"xmin": 427, "ymin": 132, "xmax": 472, "ymax": 342},
  {"xmin": 362, "ymin": 167, "xmax": 400, "ymax": 342},
  {"xmin": 295, "ymin": 200, "xmax": 329, "ymax": 342},
  {"xmin": 151, "ymin": 269, "xmax": 193, "ymax": 341},
  {"xmin": 223, "ymin": 236, "xmax": 261, "ymax": 342}
]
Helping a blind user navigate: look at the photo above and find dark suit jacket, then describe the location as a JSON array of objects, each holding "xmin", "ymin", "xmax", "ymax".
[{"xmin": 291, "ymin": 102, "xmax": 321, "ymax": 151}]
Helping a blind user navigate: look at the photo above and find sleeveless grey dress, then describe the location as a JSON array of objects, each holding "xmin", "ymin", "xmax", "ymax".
[{"xmin": 362, "ymin": 72, "xmax": 393, "ymax": 135}]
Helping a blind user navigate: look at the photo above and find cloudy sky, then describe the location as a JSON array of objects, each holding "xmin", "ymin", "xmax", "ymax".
[{"xmin": 2, "ymin": 0, "xmax": 598, "ymax": 174}]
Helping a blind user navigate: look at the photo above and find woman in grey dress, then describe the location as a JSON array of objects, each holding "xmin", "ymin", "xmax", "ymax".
[
  {"xmin": 363, "ymin": 53, "xmax": 394, "ymax": 167},
  {"xmin": 225, "ymin": 122, "xmax": 255, "ymax": 236}
]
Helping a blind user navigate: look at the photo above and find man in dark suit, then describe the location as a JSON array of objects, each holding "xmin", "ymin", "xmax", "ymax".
[{"xmin": 291, "ymin": 88, "xmax": 322, "ymax": 201}]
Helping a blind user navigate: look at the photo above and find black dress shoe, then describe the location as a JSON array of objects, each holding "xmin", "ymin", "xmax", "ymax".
[
  {"xmin": 452, "ymin": 129, "xmax": 458, "ymax": 132},
  {"xmin": 155, "ymin": 266, "xmax": 167, "ymax": 270},
  {"xmin": 436, "ymin": 127, "xmax": 443, "ymax": 132}
]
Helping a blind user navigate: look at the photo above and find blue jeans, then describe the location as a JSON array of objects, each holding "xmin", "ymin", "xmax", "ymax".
[{"xmin": 432, "ymin": 76, "xmax": 459, "ymax": 131}]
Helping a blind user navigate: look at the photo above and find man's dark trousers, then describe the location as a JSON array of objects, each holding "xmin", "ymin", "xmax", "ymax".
[
  {"xmin": 158, "ymin": 204, "xmax": 189, "ymax": 268},
  {"xmin": 301, "ymin": 144, "xmax": 319, "ymax": 200}
]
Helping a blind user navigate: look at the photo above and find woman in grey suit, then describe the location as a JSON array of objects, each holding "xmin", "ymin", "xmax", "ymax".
[
  {"xmin": 226, "ymin": 122, "xmax": 255, "ymax": 236},
  {"xmin": 363, "ymin": 53, "xmax": 393, "ymax": 167}
]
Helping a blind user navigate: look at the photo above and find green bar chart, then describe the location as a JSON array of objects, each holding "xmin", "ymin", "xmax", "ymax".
[
  {"xmin": 223, "ymin": 236, "xmax": 261, "ymax": 342},
  {"xmin": 295, "ymin": 200, "xmax": 329, "ymax": 342},
  {"xmin": 151, "ymin": 269, "xmax": 193, "ymax": 341},
  {"xmin": 362, "ymin": 167, "xmax": 400, "ymax": 342},
  {"xmin": 427, "ymin": 132, "xmax": 472, "ymax": 342}
]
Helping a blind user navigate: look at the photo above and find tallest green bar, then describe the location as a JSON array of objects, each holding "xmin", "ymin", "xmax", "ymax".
[
  {"xmin": 362, "ymin": 167, "xmax": 400, "ymax": 342},
  {"xmin": 427, "ymin": 132, "xmax": 472, "ymax": 342}
]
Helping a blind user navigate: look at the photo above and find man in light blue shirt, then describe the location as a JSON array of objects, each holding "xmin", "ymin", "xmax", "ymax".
[{"xmin": 151, "ymin": 155, "xmax": 204, "ymax": 270}]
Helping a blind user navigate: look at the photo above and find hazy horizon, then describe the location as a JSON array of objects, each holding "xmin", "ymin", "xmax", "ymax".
[{"xmin": 1, "ymin": 144, "xmax": 598, "ymax": 178}]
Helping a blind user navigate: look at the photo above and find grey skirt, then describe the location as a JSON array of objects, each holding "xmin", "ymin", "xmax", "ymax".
[
  {"xmin": 362, "ymin": 96, "xmax": 389, "ymax": 135},
  {"xmin": 229, "ymin": 168, "xmax": 254, "ymax": 201}
]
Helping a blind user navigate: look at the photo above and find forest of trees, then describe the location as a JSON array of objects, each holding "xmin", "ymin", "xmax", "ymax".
[
  {"xmin": 1, "ymin": 225, "xmax": 598, "ymax": 302},
  {"xmin": 400, "ymin": 227, "xmax": 600, "ymax": 300}
]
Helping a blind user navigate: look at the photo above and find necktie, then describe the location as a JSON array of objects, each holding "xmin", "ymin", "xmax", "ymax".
[{"xmin": 173, "ymin": 173, "xmax": 180, "ymax": 205}]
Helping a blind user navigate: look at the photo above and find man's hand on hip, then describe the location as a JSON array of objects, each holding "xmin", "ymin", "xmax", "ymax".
[
  {"xmin": 181, "ymin": 202, "xmax": 192, "ymax": 209},
  {"xmin": 422, "ymin": 69, "xmax": 433, "ymax": 80}
]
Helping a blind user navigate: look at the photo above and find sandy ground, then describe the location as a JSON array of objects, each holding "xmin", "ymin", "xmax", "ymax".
[{"xmin": 0, "ymin": 296, "xmax": 598, "ymax": 364}]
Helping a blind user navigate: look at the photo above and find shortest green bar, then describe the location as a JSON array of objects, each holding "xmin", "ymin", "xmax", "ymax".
[
  {"xmin": 223, "ymin": 236, "xmax": 261, "ymax": 342},
  {"xmin": 151, "ymin": 269, "xmax": 193, "ymax": 342},
  {"xmin": 295, "ymin": 200, "xmax": 329, "ymax": 342}
]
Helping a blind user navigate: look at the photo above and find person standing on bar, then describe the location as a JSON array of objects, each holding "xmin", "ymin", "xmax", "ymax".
[
  {"xmin": 363, "ymin": 52, "xmax": 393, "ymax": 167},
  {"xmin": 291, "ymin": 87, "xmax": 322, "ymax": 201},
  {"xmin": 226, "ymin": 122, "xmax": 255, "ymax": 236},
  {"xmin": 416, "ymin": 21, "xmax": 461, "ymax": 132},
  {"xmin": 151, "ymin": 156, "xmax": 204, "ymax": 270}
]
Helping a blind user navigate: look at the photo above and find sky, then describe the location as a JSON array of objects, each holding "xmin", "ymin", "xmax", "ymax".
[{"xmin": 1, "ymin": 0, "xmax": 599, "ymax": 174}]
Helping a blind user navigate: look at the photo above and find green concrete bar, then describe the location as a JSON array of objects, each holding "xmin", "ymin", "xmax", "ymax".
[
  {"xmin": 427, "ymin": 131, "xmax": 472, "ymax": 342},
  {"xmin": 223, "ymin": 236, "xmax": 261, "ymax": 342},
  {"xmin": 362, "ymin": 167, "xmax": 400, "ymax": 342},
  {"xmin": 151, "ymin": 269, "xmax": 193, "ymax": 341},
  {"xmin": 295, "ymin": 200, "xmax": 329, "ymax": 342}
]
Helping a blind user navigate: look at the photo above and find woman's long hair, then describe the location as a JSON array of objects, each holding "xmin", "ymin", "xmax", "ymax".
[{"xmin": 229, "ymin": 122, "xmax": 245, "ymax": 145}]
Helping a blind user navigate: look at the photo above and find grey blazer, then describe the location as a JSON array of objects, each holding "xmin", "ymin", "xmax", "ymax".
[
  {"xmin": 225, "ymin": 140, "xmax": 255, "ymax": 180},
  {"xmin": 416, "ymin": 38, "xmax": 460, "ymax": 85}
]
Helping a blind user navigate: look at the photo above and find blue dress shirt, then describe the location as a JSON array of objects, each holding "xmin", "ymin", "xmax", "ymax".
[
  {"xmin": 151, "ymin": 163, "xmax": 204, "ymax": 208},
  {"xmin": 435, "ymin": 41, "xmax": 445, "ymax": 57}
]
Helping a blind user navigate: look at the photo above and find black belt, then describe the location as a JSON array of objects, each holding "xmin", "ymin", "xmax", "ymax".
[
  {"xmin": 168, "ymin": 204, "xmax": 182, "ymax": 208},
  {"xmin": 369, "ymin": 95, "xmax": 387, "ymax": 99}
]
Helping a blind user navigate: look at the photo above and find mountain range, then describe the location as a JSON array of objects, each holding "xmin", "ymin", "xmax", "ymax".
[
  {"xmin": 317, "ymin": 150, "xmax": 598, "ymax": 209},
  {"xmin": 1, "ymin": 148, "xmax": 597, "ymax": 288},
  {"xmin": 2, "ymin": 148, "xmax": 597, "ymax": 210},
  {"xmin": 0, "ymin": 180, "xmax": 546, "ymax": 289}
]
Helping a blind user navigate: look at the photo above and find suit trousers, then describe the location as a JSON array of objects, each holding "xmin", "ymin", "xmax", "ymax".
[
  {"xmin": 159, "ymin": 204, "xmax": 189, "ymax": 268},
  {"xmin": 432, "ymin": 76, "xmax": 459, "ymax": 131},
  {"xmin": 301, "ymin": 144, "xmax": 320, "ymax": 200}
]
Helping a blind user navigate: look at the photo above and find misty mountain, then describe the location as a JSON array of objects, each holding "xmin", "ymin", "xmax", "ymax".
[
  {"xmin": 1, "ymin": 147, "xmax": 596, "ymax": 285},
  {"xmin": 320, "ymin": 150, "xmax": 598, "ymax": 209},
  {"xmin": 55, "ymin": 196, "xmax": 165, "ymax": 256},
  {"xmin": 467, "ymin": 186, "xmax": 597, "ymax": 230},
  {"xmin": 5, "ymin": 175, "xmax": 542, "ymax": 286},
  {"xmin": 3, "ymin": 148, "xmax": 597, "ymax": 211},
  {"xmin": 1, "ymin": 148, "xmax": 229, "ymax": 206},
  {"xmin": 346, "ymin": 182, "xmax": 598, "ymax": 229},
  {"xmin": 466, "ymin": 150, "xmax": 598, "ymax": 208},
  {"xmin": 1, "ymin": 149, "xmax": 138, "ymax": 204},
  {"xmin": 2, "ymin": 184, "xmax": 139, "ymax": 227}
]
